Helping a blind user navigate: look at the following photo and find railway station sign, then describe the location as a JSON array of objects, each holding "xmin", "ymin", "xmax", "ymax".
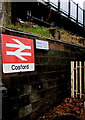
[{"xmin": 1, "ymin": 34, "xmax": 35, "ymax": 73}]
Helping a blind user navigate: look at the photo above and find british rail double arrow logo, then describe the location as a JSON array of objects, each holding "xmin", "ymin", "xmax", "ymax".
[{"xmin": 6, "ymin": 38, "xmax": 32, "ymax": 61}]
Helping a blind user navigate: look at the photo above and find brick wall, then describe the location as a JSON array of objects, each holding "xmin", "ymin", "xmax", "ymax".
[{"xmin": 2, "ymin": 31, "xmax": 85, "ymax": 120}]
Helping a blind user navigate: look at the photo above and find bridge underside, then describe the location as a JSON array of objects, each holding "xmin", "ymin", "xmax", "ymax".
[{"xmin": 12, "ymin": 2, "xmax": 85, "ymax": 37}]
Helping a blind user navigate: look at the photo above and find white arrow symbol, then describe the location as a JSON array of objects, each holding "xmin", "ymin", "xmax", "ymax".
[{"xmin": 6, "ymin": 38, "xmax": 32, "ymax": 61}]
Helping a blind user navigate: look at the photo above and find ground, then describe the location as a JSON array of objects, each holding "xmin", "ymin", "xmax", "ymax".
[{"xmin": 38, "ymin": 98, "xmax": 85, "ymax": 120}]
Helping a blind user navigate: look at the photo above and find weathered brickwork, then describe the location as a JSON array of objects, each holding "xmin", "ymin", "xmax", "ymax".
[{"xmin": 2, "ymin": 31, "xmax": 85, "ymax": 120}]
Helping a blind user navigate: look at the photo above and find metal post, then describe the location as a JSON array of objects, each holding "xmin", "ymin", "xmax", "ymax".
[
  {"xmin": 83, "ymin": 9, "xmax": 85, "ymax": 28},
  {"xmin": 47, "ymin": 0, "xmax": 50, "ymax": 6},
  {"xmin": 58, "ymin": 0, "xmax": 60, "ymax": 12},
  {"xmin": 76, "ymin": 4, "xmax": 78, "ymax": 23},
  {"xmin": 71, "ymin": 61, "xmax": 75, "ymax": 98},
  {"xmin": 68, "ymin": 0, "xmax": 70, "ymax": 18}
]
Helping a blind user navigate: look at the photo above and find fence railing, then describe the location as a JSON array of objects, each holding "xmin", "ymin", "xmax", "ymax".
[
  {"xmin": 45, "ymin": 0, "xmax": 84, "ymax": 27},
  {"xmin": 71, "ymin": 61, "xmax": 85, "ymax": 99}
]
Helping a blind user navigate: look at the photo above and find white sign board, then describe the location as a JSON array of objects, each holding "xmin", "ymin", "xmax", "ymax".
[{"xmin": 36, "ymin": 39, "xmax": 49, "ymax": 50}]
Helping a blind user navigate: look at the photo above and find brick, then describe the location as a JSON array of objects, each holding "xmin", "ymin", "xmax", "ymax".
[
  {"xmin": 19, "ymin": 104, "xmax": 32, "ymax": 118},
  {"xmin": 23, "ymin": 84, "xmax": 32, "ymax": 95},
  {"xmin": 29, "ymin": 91, "xmax": 38, "ymax": 103}
]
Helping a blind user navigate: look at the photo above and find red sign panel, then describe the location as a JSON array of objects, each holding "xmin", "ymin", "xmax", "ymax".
[{"xmin": 1, "ymin": 34, "xmax": 35, "ymax": 73}]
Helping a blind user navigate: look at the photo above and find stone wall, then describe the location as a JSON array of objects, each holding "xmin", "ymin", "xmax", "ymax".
[
  {"xmin": 0, "ymin": 2, "xmax": 11, "ymax": 25},
  {"xmin": 2, "ymin": 30, "xmax": 85, "ymax": 120}
]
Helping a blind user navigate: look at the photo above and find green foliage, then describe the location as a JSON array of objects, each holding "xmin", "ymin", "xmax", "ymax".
[
  {"xmin": 4, "ymin": 24, "xmax": 52, "ymax": 38},
  {"xmin": 4, "ymin": 24, "xmax": 85, "ymax": 46}
]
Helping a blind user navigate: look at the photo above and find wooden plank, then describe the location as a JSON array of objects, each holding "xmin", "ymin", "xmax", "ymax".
[
  {"xmin": 71, "ymin": 61, "xmax": 75, "ymax": 98},
  {"xmin": 76, "ymin": 61, "xmax": 78, "ymax": 97},
  {"xmin": 79, "ymin": 61, "xmax": 82, "ymax": 99}
]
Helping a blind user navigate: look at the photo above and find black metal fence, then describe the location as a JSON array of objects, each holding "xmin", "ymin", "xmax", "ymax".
[{"xmin": 44, "ymin": 0, "xmax": 84, "ymax": 27}]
